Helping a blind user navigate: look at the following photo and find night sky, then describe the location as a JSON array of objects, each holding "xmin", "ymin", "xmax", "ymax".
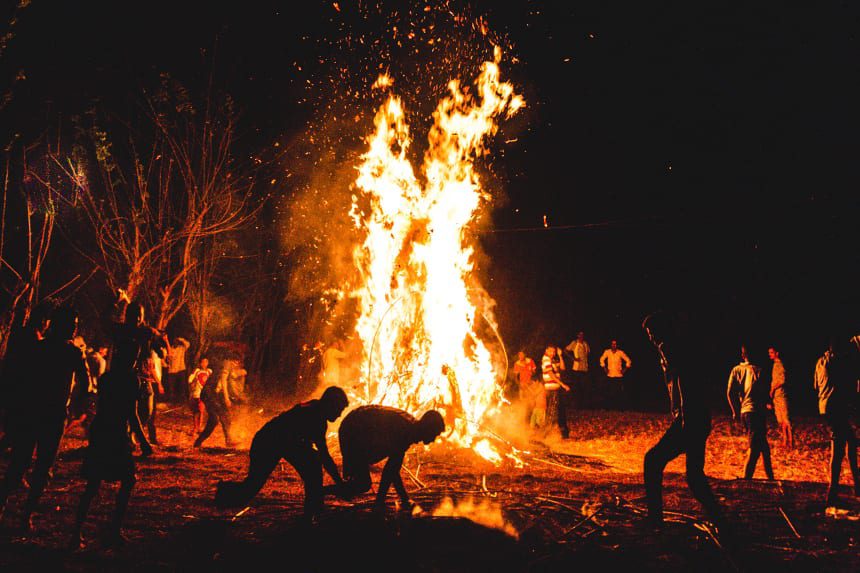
[{"xmin": 2, "ymin": 1, "xmax": 859, "ymax": 411}]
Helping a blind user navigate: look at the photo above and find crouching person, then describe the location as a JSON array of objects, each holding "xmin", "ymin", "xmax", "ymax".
[
  {"xmin": 215, "ymin": 386, "xmax": 348, "ymax": 521},
  {"xmin": 334, "ymin": 405, "xmax": 445, "ymax": 512}
]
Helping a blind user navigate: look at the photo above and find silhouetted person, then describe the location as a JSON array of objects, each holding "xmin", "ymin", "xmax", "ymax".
[
  {"xmin": 0, "ymin": 298, "xmax": 55, "ymax": 453},
  {"xmin": 215, "ymin": 386, "xmax": 349, "ymax": 520},
  {"xmin": 814, "ymin": 337, "xmax": 859, "ymax": 507},
  {"xmin": 641, "ymin": 312, "xmax": 726, "ymax": 533},
  {"xmin": 727, "ymin": 345, "xmax": 773, "ymax": 480},
  {"xmin": 335, "ymin": 405, "xmax": 445, "ymax": 512},
  {"xmin": 193, "ymin": 359, "xmax": 239, "ymax": 448},
  {"xmin": 68, "ymin": 290, "xmax": 162, "ymax": 549},
  {"xmin": 69, "ymin": 368, "xmax": 154, "ymax": 549},
  {"xmin": 0, "ymin": 305, "xmax": 89, "ymax": 532}
]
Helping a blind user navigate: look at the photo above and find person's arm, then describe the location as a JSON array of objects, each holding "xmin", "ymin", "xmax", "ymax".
[
  {"xmin": 221, "ymin": 372, "xmax": 232, "ymax": 408},
  {"xmin": 313, "ymin": 426, "xmax": 343, "ymax": 485},
  {"xmin": 556, "ymin": 348, "xmax": 566, "ymax": 371},
  {"xmin": 73, "ymin": 350, "xmax": 92, "ymax": 404},
  {"xmin": 599, "ymin": 350, "xmax": 608, "ymax": 372},
  {"xmin": 726, "ymin": 370, "xmax": 738, "ymax": 419},
  {"xmin": 377, "ymin": 450, "xmax": 408, "ymax": 506},
  {"xmin": 622, "ymin": 351, "xmax": 632, "ymax": 370},
  {"xmin": 179, "ymin": 337, "xmax": 190, "ymax": 349}
]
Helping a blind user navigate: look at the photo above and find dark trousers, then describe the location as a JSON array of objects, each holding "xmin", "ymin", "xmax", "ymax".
[
  {"xmin": 742, "ymin": 411, "xmax": 773, "ymax": 479},
  {"xmin": 166, "ymin": 370, "xmax": 187, "ymax": 402},
  {"xmin": 557, "ymin": 387, "xmax": 573, "ymax": 437},
  {"xmin": 137, "ymin": 383, "xmax": 157, "ymax": 444},
  {"xmin": 644, "ymin": 416, "xmax": 723, "ymax": 525},
  {"xmin": 824, "ymin": 411, "xmax": 859, "ymax": 501},
  {"xmin": 570, "ymin": 370, "xmax": 589, "ymax": 408},
  {"xmin": 194, "ymin": 395, "xmax": 233, "ymax": 447},
  {"xmin": 0, "ymin": 415, "xmax": 65, "ymax": 513}
]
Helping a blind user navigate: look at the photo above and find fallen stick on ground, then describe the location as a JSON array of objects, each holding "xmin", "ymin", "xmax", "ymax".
[
  {"xmin": 778, "ymin": 506, "xmax": 801, "ymax": 539},
  {"xmin": 564, "ymin": 506, "xmax": 606, "ymax": 535},
  {"xmin": 530, "ymin": 457, "xmax": 582, "ymax": 472},
  {"xmin": 402, "ymin": 464, "xmax": 426, "ymax": 489}
]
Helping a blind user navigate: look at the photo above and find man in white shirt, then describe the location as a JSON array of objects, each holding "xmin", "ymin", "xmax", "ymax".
[
  {"xmin": 565, "ymin": 331, "xmax": 590, "ymax": 408},
  {"xmin": 599, "ymin": 340, "xmax": 632, "ymax": 408},
  {"xmin": 726, "ymin": 345, "xmax": 773, "ymax": 480}
]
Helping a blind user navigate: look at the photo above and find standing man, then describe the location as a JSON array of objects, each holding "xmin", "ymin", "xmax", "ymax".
[
  {"xmin": 727, "ymin": 345, "xmax": 774, "ymax": 480},
  {"xmin": 333, "ymin": 405, "xmax": 445, "ymax": 512},
  {"xmin": 599, "ymin": 339, "xmax": 633, "ymax": 409},
  {"xmin": 193, "ymin": 359, "xmax": 239, "ymax": 449},
  {"xmin": 641, "ymin": 312, "xmax": 727, "ymax": 534},
  {"xmin": 565, "ymin": 331, "xmax": 591, "ymax": 408},
  {"xmin": 165, "ymin": 336, "xmax": 190, "ymax": 403},
  {"xmin": 814, "ymin": 338, "xmax": 859, "ymax": 507},
  {"xmin": 541, "ymin": 345, "xmax": 570, "ymax": 438},
  {"xmin": 768, "ymin": 345, "xmax": 793, "ymax": 449},
  {"xmin": 0, "ymin": 306, "xmax": 90, "ymax": 532}
]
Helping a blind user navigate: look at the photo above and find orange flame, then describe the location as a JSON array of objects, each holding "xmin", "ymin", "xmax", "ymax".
[{"xmin": 349, "ymin": 48, "xmax": 522, "ymax": 463}]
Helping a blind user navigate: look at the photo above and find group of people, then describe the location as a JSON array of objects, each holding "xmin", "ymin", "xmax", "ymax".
[
  {"xmin": 0, "ymin": 290, "xmax": 253, "ymax": 548},
  {"xmin": 216, "ymin": 387, "xmax": 445, "ymax": 522},
  {"xmin": 0, "ymin": 293, "xmax": 856, "ymax": 550},
  {"xmin": 0, "ymin": 289, "xmax": 448, "ymax": 548},
  {"xmin": 512, "ymin": 331, "xmax": 633, "ymax": 438}
]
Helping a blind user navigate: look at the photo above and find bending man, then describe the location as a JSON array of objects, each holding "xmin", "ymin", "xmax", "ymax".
[
  {"xmin": 335, "ymin": 405, "xmax": 445, "ymax": 511},
  {"xmin": 215, "ymin": 386, "xmax": 349, "ymax": 520}
]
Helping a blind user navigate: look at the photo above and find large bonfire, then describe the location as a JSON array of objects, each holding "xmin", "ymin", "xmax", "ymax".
[{"xmin": 348, "ymin": 46, "xmax": 523, "ymax": 463}]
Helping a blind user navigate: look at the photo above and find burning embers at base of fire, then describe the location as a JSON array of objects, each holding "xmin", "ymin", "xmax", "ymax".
[{"xmin": 428, "ymin": 496, "xmax": 519, "ymax": 538}]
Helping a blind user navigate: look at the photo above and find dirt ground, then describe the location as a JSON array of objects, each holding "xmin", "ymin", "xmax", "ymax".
[{"xmin": 0, "ymin": 399, "xmax": 858, "ymax": 573}]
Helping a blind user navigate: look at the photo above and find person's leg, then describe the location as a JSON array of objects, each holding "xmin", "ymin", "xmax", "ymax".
[
  {"xmin": 742, "ymin": 412, "xmax": 766, "ymax": 479},
  {"xmin": 105, "ymin": 474, "xmax": 136, "ymax": 545},
  {"xmin": 193, "ymin": 401, "xmax": 219, "ymax": 447},
  {"xmin": 69, "ymin": 479, "xmax": 101, "ymax": 550},
  {"xmin": 215, "ymin": 437, "xmax": 282, "ymax": 507},
  {"xmin": 684, "ymin": 427, "xmax": 725, "ymax": 529},
  {"xmin": 826, "ymin": 416, "xmax": 845, "ymax": 505},
  {"xmin": 846, "ymin": 422, "xmax": 859, "ymax": 495},
  {"xmin": 21, "ymin": 418, "xmax": 66, "ymax": 529},
  {"xmin": 0, "ymin": 427, "xmax": 37, "ymax": 519},
  {"xmin": 147, "ymin": 393, "xmax": 158, "ymax": 445},
  {"xmin": 757, "ymin": 413, "xmax": 774, "ymax": 479},
  {"xmin": 219, "ymin": 404, "xmax": 236, "ymax": 446},
  {"xmin": 557, "ymin": 389, "xmax": 570, "ymax": 438},
  {"xmin": 291, "ymin": 449, "xmax": 324, "ymax": 518},
  {"xmin": 644, "ymin": 418, "xmax": 684, "ymax": 523}
]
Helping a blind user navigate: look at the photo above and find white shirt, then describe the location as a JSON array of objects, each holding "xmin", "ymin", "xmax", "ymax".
[
  {"xmin": 599, "ymin": 348, "xmax": 632, "ymax": 378},
  {"xmin": 565, "ymin": 340, "xmax": 590, "ymax": 372}
]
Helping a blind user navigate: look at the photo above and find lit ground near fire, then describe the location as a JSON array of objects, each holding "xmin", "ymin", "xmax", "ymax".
[{"xmin": 1, "ymin": 402, "xmax": 858, "ymax": 572}]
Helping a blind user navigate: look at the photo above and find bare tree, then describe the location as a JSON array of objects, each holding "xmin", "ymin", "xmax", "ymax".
[
  {"xmin": 0, "ymin": 139, "xmax": 55, "ymax": 357},
  {"xmin": 40, "ymin": 80, "xmax": 263, "ymax": 332}
]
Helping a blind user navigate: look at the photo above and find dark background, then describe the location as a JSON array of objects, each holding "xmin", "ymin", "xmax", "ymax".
[{"xmin": 1, "ymin": 1, "xmax": 858, "ymax": 412}]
